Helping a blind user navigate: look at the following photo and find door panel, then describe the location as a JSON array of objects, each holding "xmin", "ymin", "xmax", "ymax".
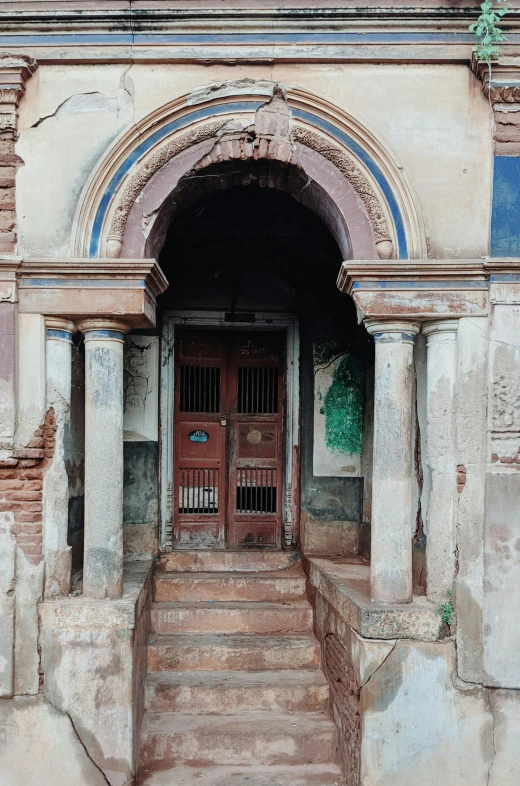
[
  {"xmin": 228, "ymin": 333, "xmax": 284, "ymax": 549},
  {"xmin": 174, "ymin": 333, "xmax": 227, "ymax": 548},
  {"xmin": 174, "ymin": 330, "xmax": 284, "ymax": 550}
]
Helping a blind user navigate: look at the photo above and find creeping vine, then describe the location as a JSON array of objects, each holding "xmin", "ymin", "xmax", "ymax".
[{"xmin": 469, "ymin": 0, "xmax": 508, "ymax": 64}]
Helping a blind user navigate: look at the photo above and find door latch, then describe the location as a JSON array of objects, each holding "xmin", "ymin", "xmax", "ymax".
[{"xmin": 220, "ymin": 417, "xmax": 227, "ymax": 427}]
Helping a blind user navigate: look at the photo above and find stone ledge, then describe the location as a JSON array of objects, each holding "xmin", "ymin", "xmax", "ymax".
[
  {"xmin": 306, "ymin": 557, "xmax": 442, "ymax": 641},
  {"xmin": 39, "ymin": 559, "xmax": 152, "ymax": 630}
]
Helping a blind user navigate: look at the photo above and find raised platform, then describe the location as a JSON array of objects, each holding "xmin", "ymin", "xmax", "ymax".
[{"xmin": 306, "ymin": 556, "xmax": 443, "ymax": 641}]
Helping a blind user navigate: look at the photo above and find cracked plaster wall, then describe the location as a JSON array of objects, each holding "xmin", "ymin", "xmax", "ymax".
[
  {"xmin": 313, "ymin": 580, "xmax": 520, "ymax": 785},
  {"xmin": 16, "ymin": 63, "xmax": 491, "ymax": 259},
  {"xmin": 0, "ymin": 696, "xmax": 109, "ymax": 786}
]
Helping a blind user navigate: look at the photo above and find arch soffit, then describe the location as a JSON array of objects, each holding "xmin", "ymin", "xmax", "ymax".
[{"xmin": 73, "ymin": 84, "xmax": 427, "ymax": 261}]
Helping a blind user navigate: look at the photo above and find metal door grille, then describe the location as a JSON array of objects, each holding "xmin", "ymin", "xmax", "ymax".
[
  {"xmin": 238, "ymin": 367, "xmax": 278, "ymax": 414},
  {"xmin": 180, "ymin": 366, "xmax": 220, "ymax": 413},
  {"xmin": 179, "ymin": 468, "xmax": 219, "ymax": 513},
  {"xmin": 236, "ymin": 469, "xmax": 277, "ymax": 514}
]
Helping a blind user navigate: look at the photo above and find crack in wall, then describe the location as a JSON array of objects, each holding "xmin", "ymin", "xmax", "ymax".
[
  {"xmin": 487, "ymin": 692, "xmax": 497, "ymax": 786},
  {"xmin": 360, "ymin": 640, "xmax": 398, "ymax": 689},
  {"xmin": 42, "ymin": 696, "xmax": 111, "ymax": 785}
]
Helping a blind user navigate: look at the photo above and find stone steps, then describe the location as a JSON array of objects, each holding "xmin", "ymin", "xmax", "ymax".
[
  {"xmin": 145, "ymin": 669, "xmax": 330, "ymax": 713},
  {"xmin": 140, "ymin": 712, "xmax": 339, "ymax": 768},
  {"xmin": 139, "ymin": 763, "xmax": 344, "ymax": 785},
  {"xmin": 139, "ymin": 552, "xmax": 343, "ymax": 785},
  {"xmin": 151, "ymin": 600, "xmax": 314, "ymax": 635},
  {"xmin": 154, "ymin": 568, "xmax": 307, "ymax": 603},
  {"xmin": 148, "ymin": 633, "xmax": 322, "ymax": 672},
  {"xmin": 157, "ymin": 550, "xmax": 301, "ymax": 573}
]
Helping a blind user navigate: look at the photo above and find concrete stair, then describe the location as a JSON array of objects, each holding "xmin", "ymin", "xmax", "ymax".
[
  {"xmin": 148, "ymin": 633, "xmax": 322, "ymax": 671},
  {"xmin": 138, "ymin": 551, "xmax": 343, "ymax": 785}
]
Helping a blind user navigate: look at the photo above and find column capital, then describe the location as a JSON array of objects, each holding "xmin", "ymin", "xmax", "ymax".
[
  {"xmin": 77, "ymin": 318, "xmax": 131, "ymax": 342},
  {"xmin": 0, "ymin": 54, "xmax": 37, "ymax": 133},
  {"xmin": 45, "ymin": 317, "xmax": 77, "ymax": 341},
  {"xmin": 422, "ymin": 319, "xmax": 458, "ymax": 340},
  {"xmin": 365, "ymin": 320, "xmax": 420, "ymax": 344}
]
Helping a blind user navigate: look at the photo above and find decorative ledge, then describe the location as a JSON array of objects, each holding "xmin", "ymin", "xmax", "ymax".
[
  {"xmin": 39, "ymin": 559, "xmax": 153, "ymax": 630},
  {"xmin": 337, "ymin": 257, "xmax": 520, "ymax": 320},
  {"xmin": 306, "ymin": 556, "xmax": 443, "ymax": 641},
  {"xmin": 17, "ymin": 259, "xmax": 168, "ymax": 328}
]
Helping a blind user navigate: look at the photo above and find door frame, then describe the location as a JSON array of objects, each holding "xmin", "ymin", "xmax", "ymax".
[{"xmin": 160, "ymin": 310, "xmax": 300, "ymax": 551}]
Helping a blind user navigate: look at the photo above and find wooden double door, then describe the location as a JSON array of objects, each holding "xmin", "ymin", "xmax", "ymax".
[{"xmin": 174, "ymin": 330, "xmax": 285, "ymax": 549}]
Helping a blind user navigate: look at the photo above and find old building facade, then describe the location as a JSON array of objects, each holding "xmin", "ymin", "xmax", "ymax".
[{"xmin": 1, "ymin": 2, "xmax": 520, "ymax": 784}]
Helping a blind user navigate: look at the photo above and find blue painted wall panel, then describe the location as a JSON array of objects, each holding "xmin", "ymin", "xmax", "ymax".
[{"xmin": 491, "ymin": 156, "xmax": 520, "ymax": 256}]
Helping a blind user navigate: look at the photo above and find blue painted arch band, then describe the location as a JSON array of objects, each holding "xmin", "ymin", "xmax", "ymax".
[{"xmin": 89, "ymin": 101, "xmax": 408, "ymax": 259}]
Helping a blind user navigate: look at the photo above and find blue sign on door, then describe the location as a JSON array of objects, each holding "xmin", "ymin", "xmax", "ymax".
[{"xmin": 189, "ymin": 430, "xmax": 209, "ymax": 443}]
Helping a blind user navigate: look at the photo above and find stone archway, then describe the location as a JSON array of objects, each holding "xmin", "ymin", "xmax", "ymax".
[{"xmin": 73, "ymin": 80, "xmax": 427, "ymax": 261}]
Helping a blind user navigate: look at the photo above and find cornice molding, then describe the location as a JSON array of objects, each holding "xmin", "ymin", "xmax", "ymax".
[
  {"xmin": 17, "ymin": 258, "xmax": 168, "ymax": 327},
  {"xmin": 0, "ymin": 54, "xmax": 37, "ymax": 132},
  {"xmin": 472, "ymin": 56, "xmax": 520, "ymax": 152},
  {"xmin": 338, "ymin": 257, "xmax": 520, "ymax": 320}
]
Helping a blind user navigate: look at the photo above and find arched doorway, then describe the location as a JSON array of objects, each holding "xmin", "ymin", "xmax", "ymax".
[
  {"xmin": 156, "ymin": 162, "xmax": 373, "ymax": 551},
  {"xmin": 74, "ymin": 81, "xmax": 427, "ymax": 557}
]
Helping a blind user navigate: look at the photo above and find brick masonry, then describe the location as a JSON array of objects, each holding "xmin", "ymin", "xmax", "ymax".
[
  {"xmin": 0, "ymin": 408, "xmax": 56, "ymax": 564},
  {"xmin": 324, "ymin": 632, "xmax": 361, "ymax": 786},
  {"xmin": 0, "ymin": 121, "xmax": 23, "ymax": 254}
]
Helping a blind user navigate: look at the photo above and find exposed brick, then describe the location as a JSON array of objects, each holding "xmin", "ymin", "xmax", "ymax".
[
  {"xmin": 0, "ymin": 189, "xmax": 15, "ymax": 210},
  {"xmin": 16, "ymin": 523, "xmax": 42, "ymax": 535},
  {"xmin": 491, "ymin": 453, "xmax": 499, "ymax": 463},
  {"xmin": 26, "ymin": 437, "xmax": 44, "ymax": 449},
  {"xmin": 12, "ymin": 448, "xmax": 45, "ymax": 460},
  {"xmin": 16, "ymin": 512, "xmax": 42, "ymax": 523},
  {"xmin": 0, "ymin": 154, "xmax": 22, "ymax": 168},
  {"xmin": 0, "ymin": 458, "xmax": 18, "ymax": 468},
  {"xmin": 18, "ymin": 470, "xmax": 43, "ymax": 480},
  {"xmin": 19, "ymin": 544, "xmax": 42, "ymax": 558},
  {"xmin": 19, "ymin": 460, "xmax": 38, "ymax": 467},
  {"xmin": 17, "ymin": 532, "xmax": 43, "ymax": 544},
  {"xmin": 0, "ymin": 211, "xmax": 15, "ymax": 232},
  {"xmin": 0, "ymin": 166, "xmax": 16, "ymax": 186},
  {"xmin": 4, "ymin": 490, "xmax": 41, "ymax": 502},
  {"xmin": 0, "ymin": 480, "xmax": 24, "ymax": 490},
  {"xmin": 0, "ymin": 138, "xmax": 15, "ymax": 155},
  {"xmin": 0, "ymin": 502, "xmax": 21, "ymax": 513},
  {"xmin": 20, "ymin": 480, "xmax": 43, "ymax": 491},
  {"xmin": 0, "ymin": 470, "xmax": 18, "ymax": 479},
  {"xmin": 21, "ymin": 502, "xmax": 43, "ymax": 513},
  {"xmin": 500, "ymin": 456, "xmax": 514, "ymax": 464}
]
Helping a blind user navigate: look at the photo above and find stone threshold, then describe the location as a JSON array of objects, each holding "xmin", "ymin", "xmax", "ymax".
[
  {"xmin": 305, "ymin": 556, "xmax": 443, "ymax": 641},
  {"xmin": 39, "ymin": 559, "xmax": 153, "ymax": 630}
]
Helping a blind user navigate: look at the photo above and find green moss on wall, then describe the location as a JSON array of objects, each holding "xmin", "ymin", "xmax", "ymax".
[{"xmin": 322, "ymin": 354, "xmax": 364, "ymax": 455}]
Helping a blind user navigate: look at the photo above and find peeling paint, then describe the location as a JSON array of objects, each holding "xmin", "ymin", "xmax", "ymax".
[{"xmin": 320, "ymin": 352, "xmax": 364, "ymax": 456}]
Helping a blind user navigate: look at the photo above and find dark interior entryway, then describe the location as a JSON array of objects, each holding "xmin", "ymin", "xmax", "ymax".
[
  {"xmin": 174, "ymin": 330, "xmax": 285, "ymax": 549},
  {"xmin": 157, "ymin": 173, "xmax": 373, "ymax": 553}
]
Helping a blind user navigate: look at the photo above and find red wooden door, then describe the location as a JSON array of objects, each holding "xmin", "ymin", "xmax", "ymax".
[{"xmin": 174, "ymin": 330, "xmax": 284, "ymax": 549}]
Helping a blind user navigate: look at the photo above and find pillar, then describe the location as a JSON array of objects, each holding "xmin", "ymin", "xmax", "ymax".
[
  {"xmin": 422, "ymin": 320, "xmax": 458, "ymax": 604},
  {"xmin": 43, "ymin": 318, "xmax": 75, "ymax": 598},
  {"xmin": 78, "ymin": 319, "xmax": 129, "ymax": 599},
  {"xmin": 365, "ymin": 321, "xmax": 419, "ymax": 604}
]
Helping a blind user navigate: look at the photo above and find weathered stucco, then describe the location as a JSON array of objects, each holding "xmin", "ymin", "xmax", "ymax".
[{"xmin": 16, "ymin": 64, "xmax": 491, "ymax": 261}]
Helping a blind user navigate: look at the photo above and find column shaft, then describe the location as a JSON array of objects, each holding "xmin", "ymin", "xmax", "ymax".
[
  {"xmin": 423, "ymin": 320, "xmax": 458, "ymax": 604},
  {"xmin": 367, "ymin": 321, "xmax": 419, "ymax": 604},
  {"xmin": 43, "ymin": 318, "xmax": 75, "ymax": 598},
  {"xmin": 79, "ymin": 319, "xmax": 129, "ymax": 599}
]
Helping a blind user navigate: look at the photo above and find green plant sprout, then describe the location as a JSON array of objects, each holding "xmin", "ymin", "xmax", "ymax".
[
  {"xmin": 437, "ymin": 590, "xmax": 454, "ymax": 627},
  {"xmin": 469, "ymin": 0, "xmax": 508, "ymax": 64}
]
